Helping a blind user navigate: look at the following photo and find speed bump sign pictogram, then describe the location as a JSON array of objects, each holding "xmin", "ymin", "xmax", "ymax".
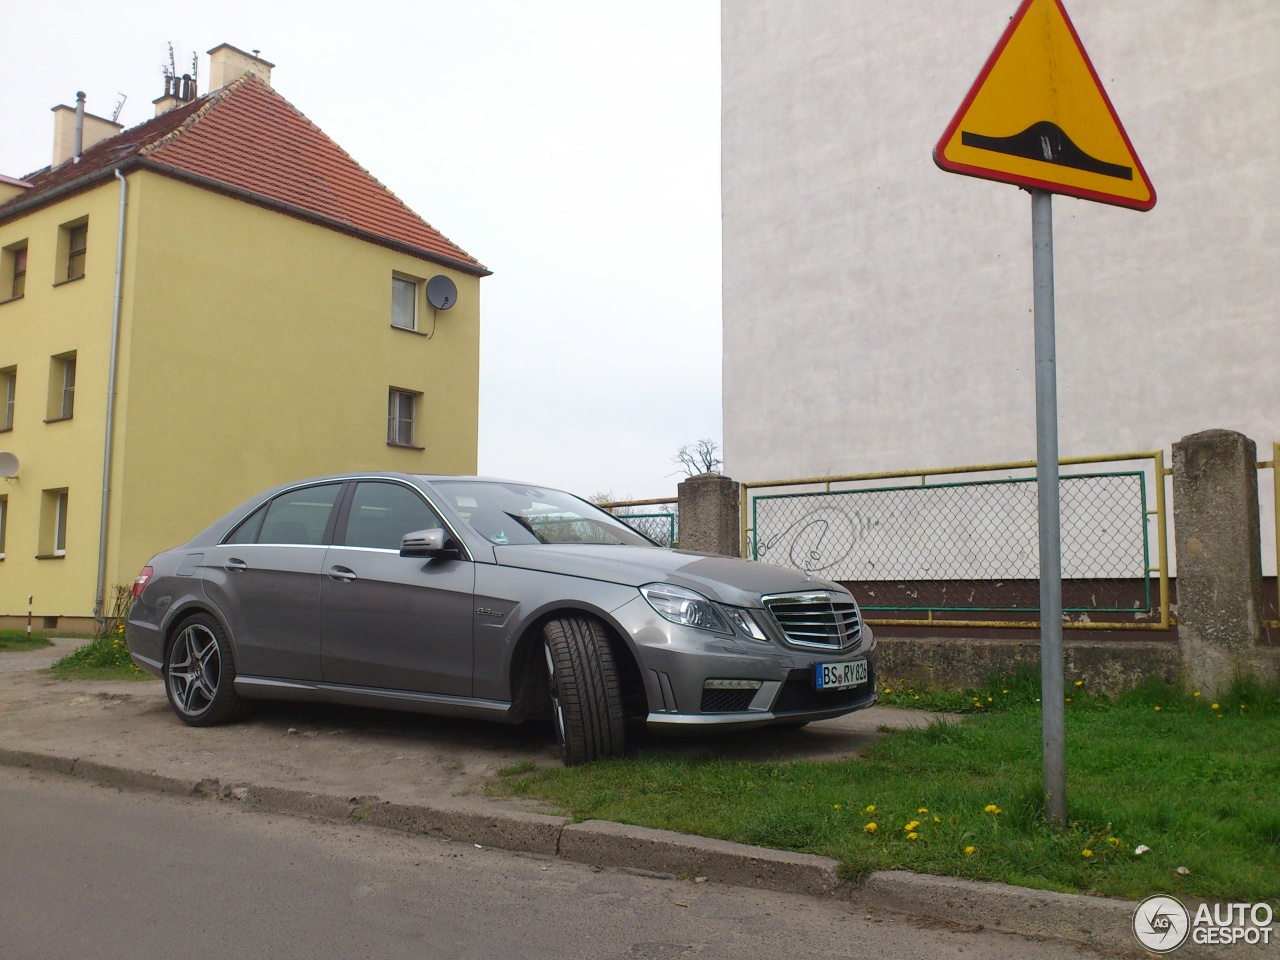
[{"xmin": 934, "ymin": 0, "xmax": 1155, "ymax": 210}]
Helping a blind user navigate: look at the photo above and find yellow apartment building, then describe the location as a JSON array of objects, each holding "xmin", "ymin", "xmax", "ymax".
[{"xmin": 0, "ymin": 44, "xmax": 489, "ymax": 631}]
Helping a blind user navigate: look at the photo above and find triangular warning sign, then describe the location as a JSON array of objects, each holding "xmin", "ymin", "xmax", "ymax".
[{"xmin": 934, "ymin": 0, "xmax": 1155, "ymax": 210}]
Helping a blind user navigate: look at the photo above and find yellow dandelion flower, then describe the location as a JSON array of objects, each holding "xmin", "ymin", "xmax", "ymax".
[
  {"xmin": 884, "ymin": 687, "xmax": 892, "ymax": 694},
  {"xmin": 975, "ymin": 702, "xmax": 984, "ymax": 709},
  {"xmin": 864, "ymin": 823, "xmax": 877, "ymax": 834},
  {"xmin": 986, "ymin": 697, "xmax": 993, "ymax": 702},
  {"xmin": 907, "ymin": 832, "xmax": 919, "ymax": 841},
  {"xmin": 1082, "ymin": 849, "xmax": 1093, "ymax": 858},
  {"xmin": 1211, "ymin": 703, "xmax": 1220, "ymax": 710},
  {"xmin": 904, "ymin": 820, "xmax": 920, "ymax": 832},
  {"xmin": 933, "ymin": 817, "xmax": 941, "ymax": 823},
  {"xmin": 833, "ymin": 804, "xmax": 841, "ymax": 810},
  {"xmin": 1075, "ymin": 680, "xmax": 1083, "ymax": 687},
  {"xmin": 864, "ymin": 804, "xmax": 875, "ymax": 814},
  {"xmin": 1193, "ymin": 691, "xmax": 1201, "ymax": 697},
  {"xmin": 1154, "ymin": 706, "xmax": 1162, "ymax": 712},
  {"xmin": 1107, "ymin": 837, "xmax": 1121, "ymax": 846},
  {"xmin": 1002, "ymin": 689, "xmax": 1009, "ymax": 694},
  {"xmin": 984, "ymin": 804, "xmax": 1001, "ymax": 815},
  {"xmin": 963, "ymin": 846, "xmax": 975, "ymax": 856},
  {"xmin": 1239, "ymin": 704, "xmax": 1246, "ymax": 710},
  {"xmin": 1065, "ymin": 697, "xmax": 1072, "ymax": 703},
  {"xmin": 1216, "ymin": 713, "xmax": 1223, "ymax": 718},
  {"xmin": 917, "ymin": 808, "xmax": 929, "ymax": 814}
]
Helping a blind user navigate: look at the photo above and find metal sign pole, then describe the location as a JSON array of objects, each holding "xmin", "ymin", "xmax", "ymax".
[{"xmin": 1032, "ymin": 188, "xmax": 1067, "ymax": 829}]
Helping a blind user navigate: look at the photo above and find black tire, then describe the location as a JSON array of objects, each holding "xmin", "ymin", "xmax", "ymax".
[
  {"xmin": 164, "ymin": 613, "xmax": 249, "ymax": 727},
  {"xmin": 543, "ymin": 615, "xmax": 625, "ymax": 766}
]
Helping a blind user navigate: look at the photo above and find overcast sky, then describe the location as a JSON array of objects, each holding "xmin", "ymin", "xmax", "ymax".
[{"xmin": 0, "ymin": 0, "xmax": 721, "ymax": 501}]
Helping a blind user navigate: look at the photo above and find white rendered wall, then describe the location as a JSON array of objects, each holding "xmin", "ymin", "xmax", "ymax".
[{"xmin": 722, "ymin": 0, "xmax": 1279, "ymax": 486}]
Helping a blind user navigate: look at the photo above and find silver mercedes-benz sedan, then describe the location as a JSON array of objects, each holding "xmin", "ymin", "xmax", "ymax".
[{"xmin": 126, "ymin": 474, "xmax": 877, "ymax": 765}]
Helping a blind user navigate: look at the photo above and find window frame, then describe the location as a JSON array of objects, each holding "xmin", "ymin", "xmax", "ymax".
[
  {"xmin": 391, "ymin": 274, "xmax": 419, "ymax": 332},
  {"xmin": 37, "ymin": 487, "xmax": 69, "ymax": 559},
  {"xmin": 1, "ymin": 241, "xmax": 26, "ymax": 302},
  {"xmin": 0, "ymin": 494, "xmax": 7, "ymax": 560},
  {"xmin": 387, "ymin": 388, "xmax": 420, "ymax": 448},
  {"xmin": 66, "ymin": 223, "xmax": 87, "ymax": 281},
  {"xmin": 0, "ymin": 367, "xmax": 14, "ymax": 432},
  {"xmin": 45, "ymin": 352, "xmax": 76, "ymax": 422}
]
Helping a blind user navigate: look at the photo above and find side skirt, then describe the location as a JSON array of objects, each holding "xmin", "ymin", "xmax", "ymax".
[{"xmin": 234, "ymin": 676, "xmax": 516, "ymax": 724}]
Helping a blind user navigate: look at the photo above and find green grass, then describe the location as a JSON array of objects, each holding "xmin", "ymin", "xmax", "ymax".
[
  {"xmin": 0, "ymin": 630, "xmax": 54, "ymax": 652},
  {"xmin": 492, "ymin": 675, "xmax": 1280, "ymax": 902},
  {"xmin": 49, "ymin": 626, "xmax": 151, "ymax": 681}
]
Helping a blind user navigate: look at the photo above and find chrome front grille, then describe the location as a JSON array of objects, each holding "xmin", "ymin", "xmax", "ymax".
[{"xmin": 762, "ymin": 592, "xmax": 862, "ymax": 650}]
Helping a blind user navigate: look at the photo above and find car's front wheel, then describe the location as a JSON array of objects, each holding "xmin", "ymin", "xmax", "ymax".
[
  {"xmin": 543, "ymin": 615, "xmax": 625, "ymax": 765},
  {"xmin": 164, "ymin": 614, "xmax": 248, "ymax": 726}
]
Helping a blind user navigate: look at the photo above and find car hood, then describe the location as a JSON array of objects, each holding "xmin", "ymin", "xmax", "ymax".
[{"xmin": 492, "ymin": 544, "xmax": 847, "ymax": 606}]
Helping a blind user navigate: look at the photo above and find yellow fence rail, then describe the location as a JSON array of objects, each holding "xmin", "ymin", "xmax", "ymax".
[{"xmin": 740, "ymin": 451, "xmax": 1172, "ymax": 632}]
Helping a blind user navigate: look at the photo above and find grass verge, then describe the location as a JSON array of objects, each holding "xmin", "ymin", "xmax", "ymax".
[
  {"xmin": 492, "ymin": 673, "xmax": 1280, "ymax": 902},
  {"xmin": 50, "ymin": 624, "xmax": 150, "ymax": 681},
  {"xmin": 0, "ymin": 630, "xmax": 54, "ymax": 652}
]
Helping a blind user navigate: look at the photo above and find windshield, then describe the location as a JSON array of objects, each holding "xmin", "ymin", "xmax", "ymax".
[{"xmin": 428, "ymin": 481, "xmax": 655, "ymax": 547}]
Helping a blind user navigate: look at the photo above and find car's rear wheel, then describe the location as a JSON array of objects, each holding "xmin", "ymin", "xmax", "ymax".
[
  {"xmin": 543, "ymin": 615, "xmax": 625, "ymax": 765},
  {"xmin": 164, "ymin": 614, "xmax": 248, "ymax": 726}
]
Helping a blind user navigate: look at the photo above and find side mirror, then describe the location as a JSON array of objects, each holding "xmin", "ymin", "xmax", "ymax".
[{"xmin": 400, "ymin": 528, "xmax": 461, "ymax": 559}]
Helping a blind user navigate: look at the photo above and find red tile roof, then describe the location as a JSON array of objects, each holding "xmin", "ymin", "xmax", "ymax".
[{"xmin": 1, "ymin": 76, "xmax": 487, "ymax": 275}]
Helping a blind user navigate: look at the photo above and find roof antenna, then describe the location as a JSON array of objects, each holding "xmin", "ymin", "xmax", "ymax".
[
  {"xmin": 111, "ymin": 93, "xmax": 127, "ymax": 124},
  {"xmin": 162, "ymin": 43, "xmax": 177, "ymax": 98},
  {"xmin": 190, "ymin": 51, "xmax": 199, "ymax": 97}
]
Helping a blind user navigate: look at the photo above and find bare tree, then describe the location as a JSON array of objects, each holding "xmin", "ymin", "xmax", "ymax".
[{"xmin": 671, "ymin": 439, "xmax": 723, "ymax": 477}]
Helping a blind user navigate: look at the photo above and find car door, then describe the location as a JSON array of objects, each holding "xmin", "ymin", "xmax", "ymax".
[
  {"xmin": 320, "ymin": 480, "xmax": 475, "ymax": 696},
  {"xmin": 199, "ymin": 481, "xmax": 344, "ymax": 681}
]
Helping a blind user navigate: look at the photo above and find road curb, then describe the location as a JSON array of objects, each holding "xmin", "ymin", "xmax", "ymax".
[
  {"xmin": 560, "ymin": 819, "xmax": 844, "ymax": 897},
  {"xmin": 8, "ymin": 744, "xmax": 1264, "ymax": 957}
]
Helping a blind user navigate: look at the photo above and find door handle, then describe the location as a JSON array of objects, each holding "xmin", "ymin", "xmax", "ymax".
[
  {"xmin": 327, "ymin": 565, "xmax": 357, "ymax": 583},
  {"xmin": 224, "ymin": 558, "xmax": 248, "ymax": 573}
]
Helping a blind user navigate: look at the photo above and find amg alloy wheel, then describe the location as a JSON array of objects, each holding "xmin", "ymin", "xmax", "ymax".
[{"xmin": 164, "ymin": 614, "xmax": 247, "ymax": 726}]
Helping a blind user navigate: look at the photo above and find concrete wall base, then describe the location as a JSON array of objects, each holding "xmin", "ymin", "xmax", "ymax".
[{"xmin": 876, "ymin": 636, "xmax": 1181, "ymax": 696}]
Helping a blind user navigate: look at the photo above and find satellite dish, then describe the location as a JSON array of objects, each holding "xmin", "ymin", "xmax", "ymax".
[
  {"xmin": 426, "ymin": 275, "xmax": 458, "ymax": 311},
  {"xmin": 0, "ymin": 452, "xmax": 18, "ymax": 478}
]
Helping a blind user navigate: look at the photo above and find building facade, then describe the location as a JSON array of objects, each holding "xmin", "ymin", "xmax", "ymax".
[
  {"xmin": 0, "ymin": 45, "xmax": 488, "ymax": 628},
  {"xmin": 722, "ymin": 1, "xmax": 1278, "ymax": 483}
]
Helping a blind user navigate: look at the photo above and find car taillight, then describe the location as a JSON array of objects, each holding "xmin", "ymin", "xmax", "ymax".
[{"xmin": 133, "ymin": 566, "xmax": 154, "ymax": 598}]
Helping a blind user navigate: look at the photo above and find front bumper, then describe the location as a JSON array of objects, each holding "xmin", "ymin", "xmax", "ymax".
[{"xmin": 610, "ymin": 596, "xmax": 879, "ymax": 732}]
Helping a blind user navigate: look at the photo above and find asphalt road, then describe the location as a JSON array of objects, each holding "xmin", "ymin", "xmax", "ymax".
[{"xmin": 0, "ymin": 767, "xmax": 1104, "ymax": 960}]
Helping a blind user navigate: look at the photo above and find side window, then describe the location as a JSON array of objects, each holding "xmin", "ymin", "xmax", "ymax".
[
  {"xmin": 344, "ymin": 482, "xmax": 442, "ymax": 550},
  {"xmin": 224, "ymin": 503, "xmax": 268, "ymax": 544},
  {"xmin": 257, "ymin": 484, "xmax": 342, "ymax": 545}
]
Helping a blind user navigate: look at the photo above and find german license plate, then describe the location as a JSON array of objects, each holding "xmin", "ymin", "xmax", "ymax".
[{"xmin": 815, "ymin": 659, "xmax": 868, "ymax": 691}]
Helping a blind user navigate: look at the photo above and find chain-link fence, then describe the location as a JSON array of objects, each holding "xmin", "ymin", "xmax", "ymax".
[
  {"xmin": 744, "ymin": 453, "xmax": 1170, "ymax": 628},
  {"xmin": 600, "ymin": 499, "xmax": 678, "ymax": 548}
]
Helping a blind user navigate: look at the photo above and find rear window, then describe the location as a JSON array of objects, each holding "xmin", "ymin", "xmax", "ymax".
[{"xmin": 253, "ymin": 484, "xmax": 342, "ymax": 545}]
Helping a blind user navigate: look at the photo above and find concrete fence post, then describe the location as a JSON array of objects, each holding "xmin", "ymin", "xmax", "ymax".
[
  {"xmin": 1172, "ymin": 429, "xmax": 1278, "ymax": 695},
  {"xmin": 676, "ymin": 473, "xmax": 740, "ymax": 557}
]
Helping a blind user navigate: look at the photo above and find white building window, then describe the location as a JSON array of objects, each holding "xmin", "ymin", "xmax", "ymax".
[
  {"xmin": 391, "ymin": 275, "xmax": 418, "ymax": 331},
  {"xmin": 39, "ymin": 488, "xmax": 68, "ymax": 558},
  {"xmin": 387, "ymin": 389, "xmax": 418, "ymax": 447}
]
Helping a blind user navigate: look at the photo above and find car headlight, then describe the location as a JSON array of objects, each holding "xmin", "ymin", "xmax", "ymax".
[
  {"xmin": 639, "ymin": 583, "xmax": 769, "ymax": 642},
  {"xmin": 640, "ymin": 583, "xmax": 732, "ymax": 634},
  {"xmin": 722, "ymin": 606, "xmax": 769, "ymax": 642}
]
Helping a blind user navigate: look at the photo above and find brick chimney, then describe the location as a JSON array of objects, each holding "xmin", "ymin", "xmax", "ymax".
[{"xmin": 207, "ymin": 44, "xmax": 274, "ymax": 90}]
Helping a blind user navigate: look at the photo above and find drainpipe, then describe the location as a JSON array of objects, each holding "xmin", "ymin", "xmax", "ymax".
[
  {"xmin": 73, "ymin": 92, "xmax": 86, "ymax": 162},
  {"xmin": 94, "ymin": 168, "xmax": 128, "ymax": 626}
]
